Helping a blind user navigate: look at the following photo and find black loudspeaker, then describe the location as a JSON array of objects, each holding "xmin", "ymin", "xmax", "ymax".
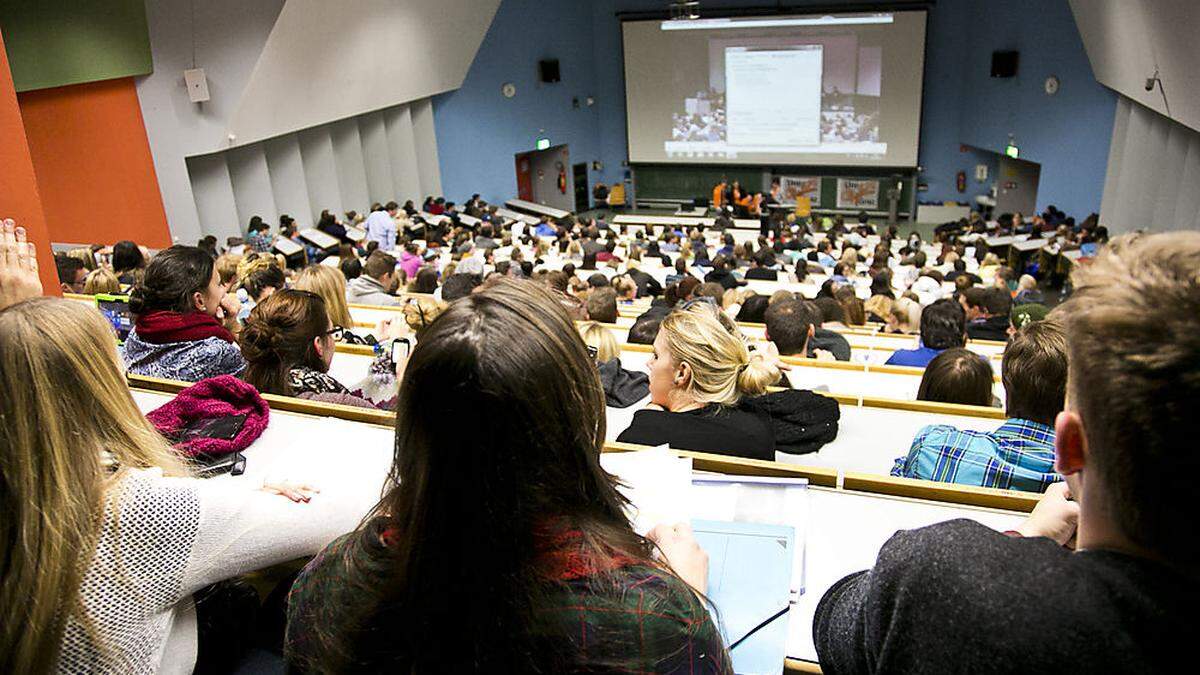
[
  {"xmin": 991, "ymin": 51, "xmax": 1019, "ymax": 78},
  {"xmin": 539, "ymin": 59, "xmax": 561, "ymax": 83}
]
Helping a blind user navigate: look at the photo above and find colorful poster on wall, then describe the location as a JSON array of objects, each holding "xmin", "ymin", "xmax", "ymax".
[
  {"xmin": 778, "ymin": 176, "xmax": 822, "ymax": 206},
  {"xmin": 836, "ymin": 179, "xmax": 880, "ymax": 209}
]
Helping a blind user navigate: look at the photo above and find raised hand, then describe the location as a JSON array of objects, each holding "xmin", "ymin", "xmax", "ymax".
[{"xmin": 0, "ymin": 218, "xmax": 44, "ymax": 311}]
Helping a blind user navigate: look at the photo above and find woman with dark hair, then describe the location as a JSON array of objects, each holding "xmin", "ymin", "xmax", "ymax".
[
  {"xmin": 284, "ymin": 279, "xmax": 727, "ymax": 672},
  {"xmin": 917, "ymin": 348, "xmax": 995, "ymax": 407},
  {"xmin": 316, "ymin": 210, "xmax": 350, "ymax": 243},
  {"xmin": 240, "ymin": 290, "xmax": 391, "ymax": 408},
  {"xmin": 869, "ymin": 268, "xmax": 895, "ymax": 300},
  {"xmin": 409, "ymin": 266, "xmax": 439, "ymax": 294},
  {"xmin": 736, "ymin": 293, "xmax": 770, "ymax": 323},
  {"xmin": 121, "ymin": 245, "xmax": 245, "ymax": 381},
  {"xmin": 111, "ymin": 240, "xmax": 145, "ymax": 285}
]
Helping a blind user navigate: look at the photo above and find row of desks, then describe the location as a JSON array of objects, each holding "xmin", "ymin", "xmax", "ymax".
[{"xmin": 128, "ymin": 382, "xmax": 1028, "ymax": 669}]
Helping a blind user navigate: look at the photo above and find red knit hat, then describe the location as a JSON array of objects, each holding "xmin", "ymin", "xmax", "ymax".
[{"xmin": 145, "ymin": 375, "xmax": 270, "ymax": 458}]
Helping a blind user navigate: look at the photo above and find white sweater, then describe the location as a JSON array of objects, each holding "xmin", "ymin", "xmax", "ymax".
[{"xmin": 56, "ymin": 468, "xmax": 361, "ymax": 674}]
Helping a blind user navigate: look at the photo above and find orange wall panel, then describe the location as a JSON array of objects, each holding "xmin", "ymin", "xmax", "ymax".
[
  {"xmin": 17, "ymin": 77, "xmax": 172, "ymax": 249},
  {"xmin": 0, "ymin": 27, "xmax": 59, "ymax": 296}
]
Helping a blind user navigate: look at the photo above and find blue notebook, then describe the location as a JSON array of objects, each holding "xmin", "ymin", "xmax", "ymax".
[{"xmin": 692, "ymin": 519, "xmax": 795, "ymax": 675}]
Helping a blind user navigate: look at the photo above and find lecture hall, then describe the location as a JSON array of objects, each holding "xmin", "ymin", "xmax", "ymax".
[{"xmin": 1, "ymin": 0, "xmax": 1198, "ymax": 672}]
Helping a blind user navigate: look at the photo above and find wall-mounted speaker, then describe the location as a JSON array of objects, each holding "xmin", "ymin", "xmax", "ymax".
[
  {"xmin": 538, "ymin": 59, "xmax": 561, "ymax": 83},
  {"xmin": 184, "ymin": 68, "xmax": 211, "ymax": 102},
  {"xmin": 990, "ymin": 51, "xmax": 1019, "ymax": 78}
]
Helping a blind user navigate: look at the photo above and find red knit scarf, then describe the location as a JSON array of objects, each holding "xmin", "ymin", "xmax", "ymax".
[{"xmin": 134, "ymin": 310, "xmax": 235, "ymax": 345}]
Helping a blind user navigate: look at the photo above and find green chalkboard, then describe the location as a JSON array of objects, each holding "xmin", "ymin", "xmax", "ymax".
[
  {"xmin": 0, "ymin": 0, "xmax": 153, "ymax": 92},
  {"xmin": 632, "ymin": 164, "xmax": 916, "ymax": 214}
]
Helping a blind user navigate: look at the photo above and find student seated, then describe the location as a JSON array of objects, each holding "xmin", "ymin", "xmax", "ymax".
[
  {"xmin": 585, "ymin": 286, "xmax": 619, "ymax": 324},
  {"xmin": 885, "ymin": 298, "xmax": 967, "ymax": 367},
  {"xmin": 915, "ymin": 347, "xmax": 994, "ymax": 407},
  {"xmin": 703, "ymin": 255, "xmax": 743, "ymax": 290},
  {"xmin": 892, "ymin": 320, "xmax": 1066, "ymax": 491},
  {"xmin": 284, "ymin": 279, "xmax": 728, "ymax": 672},
  {"xmin": 235, "ymin": 253, "xmax": 285, "ymax": 321},
  {"xmin": 764, "ymin": 299, "xmax": 826, "ymax": 360},
  {"xmin": 293, "ymin": 264, "xmax": 377, "ymax": 346},
  {"xmin": 0, "ymin": 295, "xmax": 351, "ymax": 673},
  {"xmin": 112, "ymin": 239, "xmax": 146, "ymax": 286},
  {"xmin": 345, "ymin": 251, "xmax": 402, "ymax": 306},
  {"xmin": 54, "ymin": 254, "xmax": 88, "ymax": 294},
  {"xmin": 816, "ymin": 232, "xmax": 1200, "ymax": 672},
  {"xmin": 616, "ymin": 302, "xmax": 778, "ymax": 459},
  {"xmin": 240, "ymin": 290, "xmax": 394, "ymax": 409},
  {"xmin": 83, "ymin": 267, "xmax": 121, "ymax": 295},
  {"xmin": 122, "ymin": 245, "xmax": 246, "ymax": 381},
  {"xmin": 743, "ymin": 251, "xmax": 780, "ymax": 280},
  {"xmin": 961, "ymin": 286, "xmax": 1012, "ymax": 341},
  {"xmin": 807, "ymin": 299, "xmax": 852, "ymax": 361}
]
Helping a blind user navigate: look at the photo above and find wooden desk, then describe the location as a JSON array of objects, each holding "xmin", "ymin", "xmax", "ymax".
[
  {"xmin": 505, "ymin": 198, "xmax": 571, "ymax": 220},
  {"xmin": 495, "ymin": 208, "xmax": 540, "ymax": 225},
  {"xmin": 129, "ymin": 384, "xmax": 1029, "ymax": 671}
]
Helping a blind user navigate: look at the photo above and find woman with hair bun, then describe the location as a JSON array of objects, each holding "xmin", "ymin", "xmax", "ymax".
[
  {"xmin": 616, "ymin": 302, "xmax": 779, "ymax": 459},
  {"xmin": 240, "ymin": 289, "xmax": 400, "ymax": 409}
]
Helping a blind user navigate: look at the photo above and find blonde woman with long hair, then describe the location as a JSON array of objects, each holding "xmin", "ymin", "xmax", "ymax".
[
  {"xmin": 578, "ymin": 320, "xmax": 620, "ymax": 363},
  {"xmin": 616, "ymin": 302, "xmax": 779, "ymax": 459},
  {"xmin": 292, "ymin": 264, "xmax": 361, "ymax": 337},
  {"xmin": 0, "ymin": 299, "xmax": 357, "ymax": 673}
]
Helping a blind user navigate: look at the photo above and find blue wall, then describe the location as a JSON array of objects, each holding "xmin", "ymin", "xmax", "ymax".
[
  {"xmin": 432, "ymin": 0, "xmax": 601, "ymax": 206},
  {"xmin": 953, "ymin": 0, "xmax": 1115, "ymax": 218},
  {"xmin": 433, "ymin": 0, "xmax": 1115, "ymax": 219}
]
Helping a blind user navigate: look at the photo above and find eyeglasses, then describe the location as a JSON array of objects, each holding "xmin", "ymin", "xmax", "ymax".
[{"xmin": 323, "ymin": 326, "xmax": 345, "ymax": 341}]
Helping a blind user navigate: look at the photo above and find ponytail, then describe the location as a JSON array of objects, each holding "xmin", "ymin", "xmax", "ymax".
[{"xmin": 736, "ymin": 349, "xmax": 779, "ymax": 397}]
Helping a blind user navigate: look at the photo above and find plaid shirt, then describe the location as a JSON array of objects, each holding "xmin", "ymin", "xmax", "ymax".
[
  {"xmin": 890, "ymin": 418, "xmax": 1061, "ymax": 493},
  {"xmin": 286, "ymin": 520, "xmax": 732, "ymax": 674},
  {"xmin": 246, "ymin": 230, "xmax": 273, "ymax": 253}
]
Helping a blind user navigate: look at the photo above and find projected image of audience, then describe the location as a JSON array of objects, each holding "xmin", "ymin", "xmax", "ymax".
[
  {"xmin": 820, "ymin": 87, "xmax": 881, "ymax": 144},
  {"xmin": 671, "ymin": 90, "xmax": 727, "ymax": 142}
]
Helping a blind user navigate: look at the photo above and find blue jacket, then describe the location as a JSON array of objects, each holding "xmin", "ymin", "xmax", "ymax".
[{"xmin": 885, "ymin": 345, "xmax": 943, "ymax": 368}]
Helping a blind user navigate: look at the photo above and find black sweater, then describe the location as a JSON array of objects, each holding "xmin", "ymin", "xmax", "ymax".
[
  {"xmin": 616, "ymin": 403, "xmax": 774, "ymax": 460},
  {"xmin": 814, "ymin": 519, "xmax": 1197, "ymax": 674}
]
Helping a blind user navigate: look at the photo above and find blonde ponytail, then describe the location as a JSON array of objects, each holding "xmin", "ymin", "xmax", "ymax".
[
  {"xmin": 659, "ymin": 303, "xmax": 780, "ymax": 406},
  {"xmin": 737, "ymin": 349, "xmax": 779, "ymax": 396}
]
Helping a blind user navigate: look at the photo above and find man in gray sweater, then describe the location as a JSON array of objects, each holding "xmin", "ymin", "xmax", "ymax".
[{"xmin": 345, "ymin": 251, "xmax": 402, "ymax": 307}]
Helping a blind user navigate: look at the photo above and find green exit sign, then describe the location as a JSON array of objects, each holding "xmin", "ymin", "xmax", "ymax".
[
  {"xmin": 1005, "ymin": 144, "xmax": 1019, "ymax": 158},
  {"xmin": 536, "ymin": 137, "xmax": 551, "ymax": 150}
]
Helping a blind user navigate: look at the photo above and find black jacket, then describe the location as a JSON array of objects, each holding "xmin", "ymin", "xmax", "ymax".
[
  {"xmin": 744, "ymin": 267, "xmax": 780, "ymax": 281},
  {"xmin": 628, "ymin": 269, "xmax": 663, "ymax": 298},
  {"xmin": 742, "ymin": 389, "xmax": 840, "ymax": 455},
  {"xmin": 809, "ymin": 329, "xmax": 852, "ymax": 361},
  {"xmin": 704, "ymin": 268, "xmax": 743, "ymax": 290},
  {"xmin": 967, "ymin": 315, "xmax": 1010, "ymax": 342}
]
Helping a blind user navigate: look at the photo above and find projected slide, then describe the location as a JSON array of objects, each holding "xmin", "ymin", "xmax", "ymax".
[{"xmin": 624, "ymin": 12, "xmax": 925, "ymax": 167}]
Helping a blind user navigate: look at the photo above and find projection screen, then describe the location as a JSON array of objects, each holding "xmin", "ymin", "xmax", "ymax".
[{"xmin": 622, "ymin": 11, "xmax": 927, "ymax": 167}]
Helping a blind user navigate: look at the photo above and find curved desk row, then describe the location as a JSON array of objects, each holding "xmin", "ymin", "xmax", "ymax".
[{"xmin": 129, "ymin": 379, "xmax": 1030, "ymax": 671}]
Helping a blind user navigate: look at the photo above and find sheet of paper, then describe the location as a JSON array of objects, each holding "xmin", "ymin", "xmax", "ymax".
[
  {"xmin": 693, "ymin": 519, "xmax": 794, "ymax": 675},
  {"xmin": 691, "ymin": 476, "xmax": 809, "ymax": 595},
  {"xmin": 600, "ymin": 447, "xmax": 692, "ymax": 535}
]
